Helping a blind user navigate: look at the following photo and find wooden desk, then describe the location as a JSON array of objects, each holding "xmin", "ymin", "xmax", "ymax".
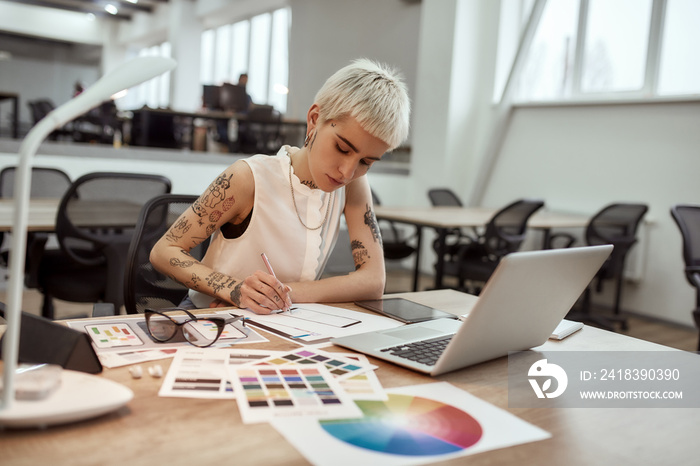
[
  {"xmin": 375, "ymin": 206, "xmax": 590, "ymax": 290},
  {"xmin": 0, "ymin": 199, "xmax": 59, "ymax": 232},
  {"xmin": 0, "ymin": 199, "xmax": 145, "ymax": 232},
  {"xmin": 0, "ymin": 289, "xmax": 695, "ymax": 465},
  {"xmin": 0, "ymin": 92, "xmax": 19, "ymax": 139}
]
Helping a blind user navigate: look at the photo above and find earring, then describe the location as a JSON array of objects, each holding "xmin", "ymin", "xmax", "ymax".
[{"xmin": 304, "ymin": 133, "xmax": 311, "ymax": 147}]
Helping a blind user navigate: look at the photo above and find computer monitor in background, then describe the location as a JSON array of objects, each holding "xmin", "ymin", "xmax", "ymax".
[
  {"xmin": 219, "ymin": 83, "xmax": 249, "ymax": 112},
  {"xmin": 202, "ymin": 85, "xmax": 221, "ymax": 110}
]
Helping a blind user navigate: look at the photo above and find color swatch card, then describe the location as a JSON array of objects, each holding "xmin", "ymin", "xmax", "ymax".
[
  {"xmin": 251, "ymin": 348, "xmax": 377, "ymax": 381},
  {"xmin": 229, "ymin": 365, "xmax": 362, "ymax": 424},
  {"xmin": 159, "ymin": 348, "xmax": 282, "ymax": 399},
  {"xmin": 335, "ymin": 353, "xmax": 387, "ymax": 401},
  {"xmin": 84, "ymin": 323, "xmax": 144, "ymax": 349}
]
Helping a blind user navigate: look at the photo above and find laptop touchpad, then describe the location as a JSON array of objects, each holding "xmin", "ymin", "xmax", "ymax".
[{"xmin": 385, "ymin": 326, "xmax": 444, "ymax": 341}]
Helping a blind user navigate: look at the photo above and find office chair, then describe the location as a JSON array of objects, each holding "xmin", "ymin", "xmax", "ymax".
[
  {"xmin": 444, "ymin": 198, "xmax": 545, "ymax": 293},
  {"xmin": 565, "ymin": 203, "xmax": 649, "ymax": 331},
  {"xmin": 122, "ymin": 194, "xmax": 209, "ymax": 314},
  {"xmin": 670, "ymin": 204, "xmax": 700, "ymax": 350},
  {"xmin": 0, "ymin": 166, "xmax": 72, "ymax": 285},
  {"xmin": 427, "ymin": 187, "xmax": 473, "ymax": 265},
  {"xmin": 27, "ymin": 99, "xmax": 71, "ymax": 140},
  {"xmin": 371, "ymin": 189, "xmax": 417, "ymax": 262},
  {"xmin": 240, "ymin": 105, "xmax": 283, "ymax": 154},
  {"xmin": 36, "ymin": 172, "xmax": 172, "ymax": 319}
]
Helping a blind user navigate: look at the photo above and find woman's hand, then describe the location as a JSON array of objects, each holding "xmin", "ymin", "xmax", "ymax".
[{"xmin": 226, "ymin": 270, "xmax": 292, "ymax": 315}]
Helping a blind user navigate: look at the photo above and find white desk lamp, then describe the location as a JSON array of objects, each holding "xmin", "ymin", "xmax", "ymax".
[{"xmin": 0, "ymin": 56, "xmax": 176, "ymax": 428}]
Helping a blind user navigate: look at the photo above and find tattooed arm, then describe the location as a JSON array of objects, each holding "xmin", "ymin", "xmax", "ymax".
[
  {"xmin": 149, "ymin": 161, "xmax": 291, "ymax": 314},
  {"xmin": 283, "ymin": 175, "xmax": 386, "ymax": 303}
]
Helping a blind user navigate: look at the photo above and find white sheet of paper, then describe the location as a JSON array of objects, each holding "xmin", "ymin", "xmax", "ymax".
[
  {"xmin": 158, "ymin": 348, "xmax": 282, "ymax": 399},
  {"xmin": 218, "ymin": 303, "xmax": 403, "ymax": 346},
  {"xmin": 67, "ymin": 314, "xmax": 268, "ymax": 368},
  {"xmin": 272, "ymin": 382, "xmax": 551, "ymax": 466}
]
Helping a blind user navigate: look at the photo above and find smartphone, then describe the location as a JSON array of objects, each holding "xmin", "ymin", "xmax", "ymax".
[{"xmin": 354, "ymin": 298, "xmax": 458, "ymax": 324}]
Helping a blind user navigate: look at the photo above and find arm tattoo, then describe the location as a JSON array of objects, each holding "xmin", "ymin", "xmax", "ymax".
[
  {"xmin": 206, "ymin": 271, "xmax": 236, "ymax": 294},
  {"xmin": 170, "ymin": 257, "xmax": 195, "ymax": 268},
  {"xmin": 363, "ymin": 204, "xmax": 382, "ymax": 246},
  {"xmin": 230, "ymin": 282, "xmax": 243, "ymax": 307},
  {"xmin": 351, "ymin": 239, "xmax": 370, "ymax": 270},
  {"xmin": 203, "ymin": 173, "xmax": 233, "ymax": 209}
]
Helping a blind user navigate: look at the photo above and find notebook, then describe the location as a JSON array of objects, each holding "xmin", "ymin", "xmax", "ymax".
[{"xmin": 331, "ymin": 245, "xmax": 612, "ymax": 376}]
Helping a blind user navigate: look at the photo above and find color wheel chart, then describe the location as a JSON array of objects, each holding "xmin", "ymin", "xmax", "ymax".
[
  {"xmin": 272, "ymin": 382, "xmax": 551, "ymax": 465},
  {"xmin": 321, "ymin": 394, "xmax": 482, "ymax": 456}
]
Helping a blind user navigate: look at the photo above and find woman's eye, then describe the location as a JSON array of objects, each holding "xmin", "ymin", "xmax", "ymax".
[{"xmin": 336, "ymin": 144, "xmax": 350, "ymax": 154}]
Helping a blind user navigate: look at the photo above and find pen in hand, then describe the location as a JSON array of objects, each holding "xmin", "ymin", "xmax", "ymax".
[{"xmin": 261, "ymin": 253, "xmax": 291, "ymax": 313}]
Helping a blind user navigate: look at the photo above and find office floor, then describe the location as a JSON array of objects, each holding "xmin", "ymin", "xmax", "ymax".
[{"xmin": 0, "ymin": 265, "xmax": 696, "ymax": 352}]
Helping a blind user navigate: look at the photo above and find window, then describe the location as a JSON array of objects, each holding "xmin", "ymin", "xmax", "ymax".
[
  {"xmin": 200, "ymin": 7, "xmax": 290, "ymax": 113},
  {"xmin": 657, "ymin": 0, "xmax": 700, "ymax": 96},
  {"xmin": 498, "ymin": 0, "xmax": 700, "ymax": 103},
  {"xmin": 120, "ymin": 42, "xmax": 171, "ymax": 110},
  {"xmin": 580, "ymin": 0, "xmax": 652, "ymax": 93}
]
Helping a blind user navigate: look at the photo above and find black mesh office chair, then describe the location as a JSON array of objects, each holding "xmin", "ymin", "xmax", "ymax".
[
  {"xmin": 36, "ymin": 172, "xmax": 171, "ymax": 319},
  {"xmin": 427, "ymin": 188, "xmax": 472, "ymax": 266},
  {"xmin": 123, "ymin": 194, "xmax": 209, "ymax": 314},
  {"xmin": 0, "ymin": 166, "xmax": 72, "ymax": 285},
  {"xmin": 240, "ymin": 105, "xmax": 283, "ymax": 154},
  {"xmin": 445, "ymin": 199, "xmax": 545, "ymax": 293},
  {"xmin": 670, "ymin": 204, "xmax": 700, "ymax": 350},
  {"xmin": 566, "ymin": 203, "xmax": 648, "ymax": 331}
]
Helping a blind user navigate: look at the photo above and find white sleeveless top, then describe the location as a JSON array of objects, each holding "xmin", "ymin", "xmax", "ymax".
[{"xmin": 189, "ymin": 146, "xmax": 346, "ymax": 308}]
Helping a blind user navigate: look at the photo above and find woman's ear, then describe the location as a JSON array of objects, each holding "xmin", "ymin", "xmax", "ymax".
[{"xmin": 306, "ymin": 104, "xmax": 320, "ymax": 132}]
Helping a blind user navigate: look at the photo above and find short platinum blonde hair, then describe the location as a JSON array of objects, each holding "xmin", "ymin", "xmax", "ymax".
[{"xmin": 314, "ymin": 58, "xmax": 411, "ymax": 151}]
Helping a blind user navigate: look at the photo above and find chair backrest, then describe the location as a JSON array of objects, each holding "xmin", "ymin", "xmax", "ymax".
[
  {"xmin": 428, "ymin": 188, "xmax": 463, "ymax": 207},
  {"xmin": 482, "ymin": 199, "xmax": 545, "ymax": 255},
  {"xmin": 55, "ymin": 172, "xmax": 172, "ymax": 267},
  {"xmin": 585, "ymin": 203, "xmax": 648, "ymax": 277},
  {"xmin": 27, "ymin": 99, "xmax": 56, "ymax": 125},
  {"xmin": 671, "ymin": 204, "xmax": 700, "ymax": 288},
  {"xmin": 123, "ymin": 194, "xmax": 209, "ymax": 314},
  {"xmin": 0, "ymin": 166, "xmax": 72, "ymax": 198}
]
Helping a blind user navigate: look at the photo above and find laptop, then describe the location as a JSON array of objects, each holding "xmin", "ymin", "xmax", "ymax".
[{"xmin": 331, "ymin": 245, "xmax": 613, "ymax": 376}]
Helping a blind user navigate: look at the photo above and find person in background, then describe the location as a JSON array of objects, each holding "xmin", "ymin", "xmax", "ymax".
[{"xmin": 150, "ymin": 58, "xmax": 411, "ymax": 314}]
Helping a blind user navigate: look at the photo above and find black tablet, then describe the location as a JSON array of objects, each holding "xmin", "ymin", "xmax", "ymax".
[{"xmin": 354, "ymin": 298, "xmax": 458, "ymax": 324}]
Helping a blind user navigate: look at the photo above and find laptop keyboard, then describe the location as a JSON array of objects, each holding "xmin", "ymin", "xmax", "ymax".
[{"xmin": 380, "ymin": 334, "xmax": 454, "ymax": 366}]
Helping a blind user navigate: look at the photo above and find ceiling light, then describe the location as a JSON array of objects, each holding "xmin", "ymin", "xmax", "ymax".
[{"xmin": 105, "ymin": 4, "xmax": 119, "ymax": 15}]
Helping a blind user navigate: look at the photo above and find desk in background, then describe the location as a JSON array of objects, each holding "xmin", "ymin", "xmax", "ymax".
[
  {"xmin": 0, "ymin": 92, "xmax": 20, "ymax": 139},
  {"xmin": 375, "ymin": 206, "xmax": 590, "ymax": 291},
  {"xmin": 129, "ymin": 107, "xmax": 306, "ymax": 153},
  {"xmin": 0, "ymin": 289, "xmax": 695, "ymax": 465}
]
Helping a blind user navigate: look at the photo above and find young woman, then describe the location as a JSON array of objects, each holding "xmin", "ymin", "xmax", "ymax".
[{"xmin": 150, "ymin": 59, "xmax": 411, "ymax": 314}]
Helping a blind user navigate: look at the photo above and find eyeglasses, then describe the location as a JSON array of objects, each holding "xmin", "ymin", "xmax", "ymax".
[{"xmin": 144, "ymin": 308, "xmax": 246, "ymax": 348}]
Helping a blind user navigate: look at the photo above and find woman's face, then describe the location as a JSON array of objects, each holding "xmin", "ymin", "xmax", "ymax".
[{"xmin": 306, "ymin": 106, "xmax": 390, "ymax": 192}]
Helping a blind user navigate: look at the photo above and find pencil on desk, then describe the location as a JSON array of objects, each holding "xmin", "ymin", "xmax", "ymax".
[{"xmin": 261, "ymin": 252, "xmax": 291, "ymax": 313}]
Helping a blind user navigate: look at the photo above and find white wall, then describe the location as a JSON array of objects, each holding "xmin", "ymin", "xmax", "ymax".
[{"xmin": 484, "ymin": 101, "xmax": 700, "ymax": 326}]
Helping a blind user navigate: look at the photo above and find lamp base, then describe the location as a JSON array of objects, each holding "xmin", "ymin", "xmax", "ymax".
[{"xmin": 0, "ymin": 369, "xmax": 132, "ymax": 428}]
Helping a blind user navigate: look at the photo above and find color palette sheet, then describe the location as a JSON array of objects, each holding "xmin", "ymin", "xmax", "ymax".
[
  {"xmin": 335, "ymin": 353, "xmax": 387, "ymax": 401},
  {"xmin": 159, "ymin": 348, "xmax": 280, "ymax": 399},
  {"xmin": 229, "ymin": 365, "xmax": 362, "ymax": 424},
  {"xmin": 272, "ymin": 382, "xmax": 551, "ymax": 466},
  {"xmin": 252, "ymin": 348, "xmax": 377, "ymax": 381},
  {"xmin": 67, "ymin": 314, "xmax": 268, "ymax": 368}
]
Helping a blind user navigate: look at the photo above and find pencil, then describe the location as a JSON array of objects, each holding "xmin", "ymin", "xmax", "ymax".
[{"xmin": 261, "ymin": 253, "xmax": 290, "ymax": 313}]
